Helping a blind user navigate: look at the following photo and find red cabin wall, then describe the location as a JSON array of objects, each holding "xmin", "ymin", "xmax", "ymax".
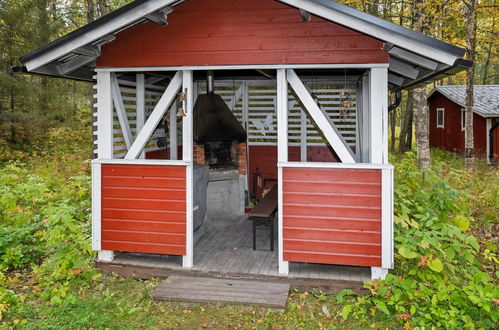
[
  {"xmin": 248, "ymin": 145, "xmax": 340, "ymax": 198},
  {"xmin": 97, "ymin": 0, "xmax": 388, "ymax": 67},
  {"xmin": 100, "ymin": 164, "xmax": 186, "ymax": 255},
  {"xmin": 429, "ymin": 92, "xmax": 487, "ymax": 157},
  {"xmin": 282, "ymin": 167, "xmax": 382, "ymax": 267}
]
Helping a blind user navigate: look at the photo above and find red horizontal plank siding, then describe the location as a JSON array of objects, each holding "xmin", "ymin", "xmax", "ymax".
[
  {"xmin": 97, "ymin": 0, "xmax": 387, "ymax": 67},
  {"xmin": 101, "ymin": 164, "xmax": 186, "ymax": 255},
  {"xmin": 282, "ymin": 167, "xmax": 382, "ymax": 267}
]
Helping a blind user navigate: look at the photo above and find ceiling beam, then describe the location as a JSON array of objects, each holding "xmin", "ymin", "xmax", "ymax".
[
  {"xmin": 299, "ymin": 9, "xmax": 311, "ymax": 22},
  {"xmin": 389, "ymin": 58, "xmax": 420, "ymax": 79},
  {"xmin": 388, "ymin": 73, "xmax": 404, "ymax": 86},
  {"xmin": 59, "ymin": 55, "xmax": 96, "ymax": 75},
  {"xmin": 389, "ymin": 47, "xmax": 438, "ymax": 71},
  {"xmin": 73, "ymin": 45, "xmax": 101, "ymax": 57},
  {"xmin": 145, "ymin": 6, "xmax": 173, "ymax": 26}
]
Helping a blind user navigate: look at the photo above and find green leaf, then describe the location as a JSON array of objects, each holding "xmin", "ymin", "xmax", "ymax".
[
  {"xmin": 428, "ymin": 258, "xmax": 444, "ymax": 272},
  {"xmin": 339, "ymin": 305, "xmax": 353, "ymax": 320},
  {"xmin": 374, "ymin": 299, "xmax": 390, "ymax": 315},
  {"xmin": 399, "ymin": 246, "xmax": 418, "ymax": 259},
  {"xmin": 453, "ymin": 215, "xmax": 469, "ymax": 232}
]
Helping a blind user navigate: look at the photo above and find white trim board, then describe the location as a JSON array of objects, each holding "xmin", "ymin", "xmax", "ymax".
[
  {"xmin": 278, "ymin": 161, "xmax": 393, "ymax": 170},
  {"xmin": 91, "ymin": 162, "xmax": 102, "ymax": 251},
  {"xmin": 92, "ymin": 159, "xmax": 189, "ymax": 166},
  {"xmin": 95, "ymin": 63, "xmax": 389, "ymax": 72}
]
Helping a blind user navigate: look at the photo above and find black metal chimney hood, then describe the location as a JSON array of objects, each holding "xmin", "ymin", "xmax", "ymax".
[{"xmin": 193, "ymin": 71, "xmax": 247, "ymax": 143}]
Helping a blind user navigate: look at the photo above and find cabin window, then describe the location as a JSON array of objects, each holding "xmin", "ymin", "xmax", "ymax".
[
  {"xmin": 461, "ymin": 109, "xmax": 466, "ymax": 131},
  {"xmin": 437, "ymin": 108, "xmax": 445, "ymax": 128}
]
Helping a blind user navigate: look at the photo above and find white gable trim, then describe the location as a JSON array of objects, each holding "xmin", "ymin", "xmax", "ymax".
[
  {"xmin": 24, "ymin": 0, "xmax": 179, "ymax": 72},
  {"xmin": 278, "ymin": 0, "xmax": 458, "ymax": 65}
]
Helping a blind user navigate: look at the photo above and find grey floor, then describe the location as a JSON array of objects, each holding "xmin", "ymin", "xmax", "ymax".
[{"xmin": 110, "ymin": 215, "xmax": 371, "ymax": 281}]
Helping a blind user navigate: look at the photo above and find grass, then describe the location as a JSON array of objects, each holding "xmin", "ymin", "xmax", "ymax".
[{"xmin": 5, "ymin": 275, "xmax": 397, "ymax": 329}]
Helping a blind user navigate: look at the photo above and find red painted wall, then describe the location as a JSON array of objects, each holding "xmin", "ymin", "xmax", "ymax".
[
  {"xmin": 101, "ymin": 164, "xmax": 186, "ymax": 255},
  {"xmin": 249, "ymin": 145, "xmax": 340, "ymax": 198},
  {"xmin": 282, "ymin": 167, "xmax": 382, "ymax": 267},
  {"xmin": 97, "ymin": 0, "xmax": 387, "ymax": 67},
  {"xmin": 429, "ymin": 92, "xmax": 487, "ymax": 157}
]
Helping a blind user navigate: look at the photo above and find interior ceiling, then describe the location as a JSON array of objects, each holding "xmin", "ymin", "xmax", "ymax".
[{"xmin": 17, "ymin": 0, "xmax": 470, "ymax": 91}]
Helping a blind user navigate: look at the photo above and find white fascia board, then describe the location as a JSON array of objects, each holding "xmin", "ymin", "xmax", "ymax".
[
  {"xmin": 278, "ymin": 0, "xmax": 458, "ymax": 66},
  {"xmin": 94, "ymin": 63, "xmax": 389, "ymax": 72},
  {"xmin": 25, "ymin": 0, "xmax": 178, "ymax": 71}
]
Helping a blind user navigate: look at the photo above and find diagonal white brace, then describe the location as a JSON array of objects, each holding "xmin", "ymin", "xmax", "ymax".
[
  {"xmin": 125, "ymin": 71, "xmax": 183, "ymax": 159},
  {"xmin": 111, "ymin": 73, "xmax": 133, "ymax": 149},
  {"xmin": 286, "ymin": 69, "xmax": 357, "ymax": 163}
]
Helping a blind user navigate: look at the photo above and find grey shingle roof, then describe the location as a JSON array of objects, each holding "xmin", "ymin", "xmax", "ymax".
[{"xmin": 432, "ymin": 85, "xmax": 499, "ymax": 117}]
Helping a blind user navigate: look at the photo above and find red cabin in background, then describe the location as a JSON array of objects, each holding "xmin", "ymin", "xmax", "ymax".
[{"xmin": 428, "ymin": 85, "xmax": 499, "ymax": 163}]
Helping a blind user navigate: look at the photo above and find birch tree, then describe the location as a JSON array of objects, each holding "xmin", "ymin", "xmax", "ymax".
[
  {"xmin": 413, "ymin": 0, "xmax": 431, "ymax": 169},
  {"xmin": 464, "ymin": 0, "xmax": 477, "ymax": 168}
]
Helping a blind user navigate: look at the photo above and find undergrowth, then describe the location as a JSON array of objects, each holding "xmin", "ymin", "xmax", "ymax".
[{"xmin": 0, "ymin": 129, "xmax": 497, "ymax": 328}]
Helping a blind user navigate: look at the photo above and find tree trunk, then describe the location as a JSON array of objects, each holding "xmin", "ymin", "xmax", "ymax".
[
  {"xmin": 413, "ymin": 0, "xmax": 431, "ymax": 169},
  {"xmin": 97, "ymin": 0, "xmax": 108, "ymax": 17},
  {"xmin": 390, "ymin": 106, "xmax": 396, "ymax": 152},
  {"xmin": 86, "ymin": 0, "xmax": 95, "ymax": 23},
  {"xmin": 414, "ymin": 87, "xmax": 431, "ymax": 169},
  {"xmin": 464, "ymin": 0, "xmax": 477, "ymax": 168},
  {"xmin": 399, "ymin": 89, "xmax": 414, "ymax": 153},
  {"xmin": 481, "ymin": 11, "xmax": 494, "ymax": 85}
]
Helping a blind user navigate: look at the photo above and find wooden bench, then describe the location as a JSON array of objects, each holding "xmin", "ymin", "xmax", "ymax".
[{"xmin": 248, "ymin": 185, "xmax": 278, "ymax": 251}]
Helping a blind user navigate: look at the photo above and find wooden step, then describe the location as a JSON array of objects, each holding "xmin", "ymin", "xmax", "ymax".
[{"xmin": 151, "ymin": 275, "xmax": 290, "ymax": 308}]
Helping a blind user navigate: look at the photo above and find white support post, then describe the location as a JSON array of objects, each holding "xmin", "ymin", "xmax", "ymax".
[
  {"xmin": 300, "ymin": 110, "xmax": 307, "ymax": 162},
  {"xmin": 169, "ymin": 100, "xmax": 178, "ymax": 160},
  {"xmin": 95, "ymin": 71, "xmax": 114, "ymax": 260},
  {"xmin": 369, "ymin": 68, "xmax": 388, "ymax": 164},
  {"xmin": 125, "ymin": 71, "xmax": 182, "ymax": 159},
  {"xmin": 96, "ymin": 71, "xmax": 113, "ymax": 159},
  {"xmin": 242, "ymin": 82, "xmax": 250, "ymax": 192},
  {"xmin": 111, "ymin": 73, "xmax": 133, "ymax": 150},
  {"xmin": 355, "ymin": 81, "xmax": 362, "ymax": 159},
  {"xmin": 361, "ymin": 74, "xmax": 370, "ymax": 163},
  {"xmin": 136, "ymin": 73, "xmax": 146, "ymax": 159},
  {"xmin": 287, "ymin": 69, "xmax": 356, "ymax": 163},
  {"xmin": 369, "ymin": 67, "xmax": 391, "ymax": 279},
  {"xmin": 182, "ymin": 70, "xmax": 194, "ymax": 268},
  {"xmin": 277, "ymin": 69, "xmax": 289, "ymax": 275},
  {"xmin": 91, "ymin": 162, "xmax": 102, "ymax": 251},
  {"xmin": 98, "ymin": 250, "xmax": 115, "ymax": 262}
]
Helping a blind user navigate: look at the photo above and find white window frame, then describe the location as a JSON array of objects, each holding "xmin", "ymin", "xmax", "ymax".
[
  {"xmin": 461, "ymin": 108, "xmax": 466, "ymax": 131},
  {"xmin": 436, "ymin": 108, "xmax": 445, "ymax": 128}
]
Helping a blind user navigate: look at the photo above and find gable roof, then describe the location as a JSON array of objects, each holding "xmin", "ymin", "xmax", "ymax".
[
  {"xmin": 429, "ymin": 85, "xmax": 499, "ymax": 118},
  {"xmin": 17, "ymin": 0, "xmax": 471, "ymax": 89}
]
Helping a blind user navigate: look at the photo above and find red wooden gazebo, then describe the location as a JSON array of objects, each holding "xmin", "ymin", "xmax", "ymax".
[{"xmin": 19, "ymin": 0, "xmax": 470, "ymax": 280}]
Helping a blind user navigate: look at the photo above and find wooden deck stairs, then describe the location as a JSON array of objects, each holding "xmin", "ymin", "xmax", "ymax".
[{"xmin": 151, "ymin": 275, "xmax": 290, "ymax": 308}]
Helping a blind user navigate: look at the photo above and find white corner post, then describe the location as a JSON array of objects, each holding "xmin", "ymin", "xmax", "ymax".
[
  {"xmin": 95, "ymin": 71, "xmax": 114, "ymax": 261},
  {"xmin": 369, "ymin": 67, "xmax": 392, "ymax": 280},
  {"xmin": 169, "ymin": 100, "xmax": 178, "ymax": 160},
  {"xmin": 136, "ymin": 73, "xmax": 146, "ymax": 159},
  {"xmin": 182, "ymin": 70, "xmax": 194, "ymax": 268},
  {"xmin": 277, "ymin": 69, "xmax": 289, "ymax": 275}
]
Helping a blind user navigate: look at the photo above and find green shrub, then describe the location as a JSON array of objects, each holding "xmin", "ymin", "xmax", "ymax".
[{"xmin": 339, "ymin": 152, "xmax": 499, "ymax": 328}]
